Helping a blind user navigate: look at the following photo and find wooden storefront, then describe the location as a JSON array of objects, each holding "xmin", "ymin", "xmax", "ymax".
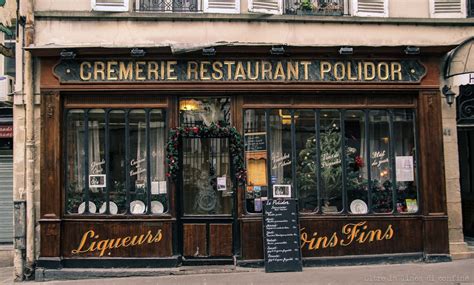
[{"xmin": 36, "ymin": 47, "xmax": 450, "ymax": 268}]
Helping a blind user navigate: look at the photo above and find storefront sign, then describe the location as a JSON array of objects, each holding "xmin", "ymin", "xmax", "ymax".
[
  {"xmin": 244, "ymin": 133, "xmax": 266, "ymax": 152},
  {"xmin": 300, "ymin": 221, "xmax": 394, "ymax": 251},
  {"xmin": 0, "ymin": 125, "xmax": 13, "ymax": 138},
  {"xmin": 54, "ymin": 59, "xmax": 426, "ymax": 83},
  {"xmin": 71, "ymin": 229, "xmax": 163, "ymax": 257}
]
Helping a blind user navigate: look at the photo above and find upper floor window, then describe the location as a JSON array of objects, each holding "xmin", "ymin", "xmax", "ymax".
[
  {"xmin": 92, "ymin": 0, "xmax": 129, "ymax": 12},
  {"xmin": 430, "ymin": 0, "xmax": 467, "ymax": 18}
]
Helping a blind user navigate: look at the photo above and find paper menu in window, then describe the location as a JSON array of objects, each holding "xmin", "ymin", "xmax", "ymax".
[
  {"xmin": 395, "ymin": 156, "xmax": 414, "ymax": 182},
  {"xmin": 151, "ymin": 181, "xmax": 159, "ymax": 195},
  {"xmin": 217, "ymin": 176, "xmax": 227, "ymax": 191},
  {"xmin": 158, "ymin": 181, "xmax": 167, "ymax": 194}
]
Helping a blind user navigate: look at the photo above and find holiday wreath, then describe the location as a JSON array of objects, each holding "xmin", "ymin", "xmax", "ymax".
[{"xmin": 166, "ymin": 123, "xmax": 247, "ymax": 185}]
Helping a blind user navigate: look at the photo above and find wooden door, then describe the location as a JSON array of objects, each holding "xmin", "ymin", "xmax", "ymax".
[{"xmin": 178, "ymin": 137, "xmax": 235, "ymax": 260}]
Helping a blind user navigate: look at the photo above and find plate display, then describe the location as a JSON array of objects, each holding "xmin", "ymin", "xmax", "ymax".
[
  {"xmin": 77, "ymin": 202, "xmax": 97, "ymax": 214},
  {"xmin": 130, "ymin": 200, "xmax": 146, "ymax": 214},
  {"xmin": 99, "ymin": 201, "xmax": 118, "ymax": 214},
  {"xmin": 350, "ymin": 199, "xmax": 368, "ymax": 214},
  {"xmin": 150, "ymin": 201, "xmax": 164, "ymax": 214}
]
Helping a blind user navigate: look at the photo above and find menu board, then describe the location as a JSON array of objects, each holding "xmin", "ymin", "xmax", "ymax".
[
  {"xmin": 244, "ymin": 133, "xmax": 267, "ymax": 152},
  {"xmin": 263, "ymin": 199, "xmax": 302, "ymax": 273}
]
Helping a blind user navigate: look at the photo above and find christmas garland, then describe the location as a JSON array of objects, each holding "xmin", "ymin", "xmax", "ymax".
[{"xmin": 166, "ymin": 123, "xmax": 247, "ymax": 185}]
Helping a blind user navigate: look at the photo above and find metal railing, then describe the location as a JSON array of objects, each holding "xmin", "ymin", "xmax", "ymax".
[
  {"xmin": 137, "ymin": 0, "xmax": 201, "ymax": 12},
  {"xmin": 285, "ymin": 0, "xmax": 344, "ymax": 16}
]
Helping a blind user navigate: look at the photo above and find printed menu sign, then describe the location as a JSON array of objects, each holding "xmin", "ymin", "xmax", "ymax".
[
  {"xmin": 263, "ymin": 199, "xmax": 302, "ymax": 273},
  {"xmin": 244, "ymin": 133, "xmax": 267, "ymax": 152}
]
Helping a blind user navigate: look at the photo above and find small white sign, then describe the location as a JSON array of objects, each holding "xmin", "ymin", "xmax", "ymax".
[
  {"xmin": 151, "ymin": 181, "xmax": 160, "ymax": 195},
  {"xmin": 395, "ymin": 156, "xmax": 414, "ymax": 182},
  {"xmin": 273, "ymin": 184, "xmax": 291, "ymax": 198},
  {"xmin": 217, "ymin": 176, "xmax": 227, "ymax": 191},
  {"xmin": 89, "ymin": 174, "xmax": 106, "ymax": 188},
  {"xmin": 159, "ymin": 181, "xmax": 167, "ymax": 194}
]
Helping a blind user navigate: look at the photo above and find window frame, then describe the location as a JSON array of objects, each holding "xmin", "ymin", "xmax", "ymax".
[
  {"xmin": 242, "ymin": 107, "xmax": 420, "ymax": 216},
  {"xmin": 351, "ymin": 0, "xmax": 388, "ymax": 17},
  {"xmin": 63, "ymin": 107, "xmax": 169, "ymax": 217},
  {"xmin": 429, "ymin": 0, "xmax": 467, "ymax": 18}
]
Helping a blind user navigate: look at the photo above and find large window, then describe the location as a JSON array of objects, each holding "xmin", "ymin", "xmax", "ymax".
[
  {"xmin": 65, "ymin": 108, "xmax": 168, "ymax": 215},
  {"xmin": 244, "ymin": 108, "xmax": 418, "ymax": 215}
]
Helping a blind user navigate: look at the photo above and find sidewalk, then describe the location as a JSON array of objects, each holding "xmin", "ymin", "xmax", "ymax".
[{"xmin": 1, "ymin": 258, "xmax": 474, "ymax": 285}]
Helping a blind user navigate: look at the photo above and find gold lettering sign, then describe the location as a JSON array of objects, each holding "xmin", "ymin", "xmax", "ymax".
[
  {"xmin": 300, "ymin": 221, "xmax": 394, "ymax": 251},
  {"xmin": 56, "ymin": 59, "xmax": 424, "ymax": 83},
  {"xmin": 71, "ymin": 229, "xmax": 163, "ymax": 257}
]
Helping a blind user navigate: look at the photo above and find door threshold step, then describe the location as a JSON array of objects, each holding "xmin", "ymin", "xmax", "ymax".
[{"xmin": 181, "ymin": 258, "xmax": 234, "ymax": 266}]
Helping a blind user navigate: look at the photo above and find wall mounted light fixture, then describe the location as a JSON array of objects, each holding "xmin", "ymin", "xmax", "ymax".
[
  {"xmin": 202, "ymin": 47, "xmax": 216, "ymax": 56},
  {"xmin": 60, "ymin": 49, "xmax": 77, "ymax": 60},
  {"xmin": 270, "ymin": 46, "xmax": 285, "ymax": 55},
  {"xmin": 131, "ymin": 48, "xmax": 146, "ymax": 57},
  {"xmin": 442, "ymin": 85, "xmax": 456, "ymax": 107},
  {"xmin": 404, "ymin": 46, "xmax": 420, "ymax": 55},
  {"xmin": 338, "ymin": 47, "xmax": 353, "ymax": 55}
]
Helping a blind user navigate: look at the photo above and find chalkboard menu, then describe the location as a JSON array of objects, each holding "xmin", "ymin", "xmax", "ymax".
[
  {"xmin": 263, "ymin": 199, "xmax": 302, "ymax": 273},
  {"xmin": 244, "ymin": 133, "xmax": 267, "ymax": 152}
]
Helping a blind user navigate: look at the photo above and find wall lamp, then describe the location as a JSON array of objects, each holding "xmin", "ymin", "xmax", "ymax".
[
  {"xmin": 131, "ymin": 48, "xmax": 146, "ymax": 57},
  {"xmin": 202, "ymin": 47, "xmax": 216, "ymax": 56},
  {"xmin": 442, "ymin": 85, "xmax": 456, "ymax": 107},
  {"xmin": 338, "ymin": 46, "xmax": 353, "ymax": 55},
  {"xmin": 60, "ymin": 49, "xmax": 76, "ymax": 60},
  {"xmin": 270, "ymin": 46, "xmax": 285, "ymax": 55},
  {"xmin": 404, "ymin": 46, "xmax": 420, "ymax": 55}
]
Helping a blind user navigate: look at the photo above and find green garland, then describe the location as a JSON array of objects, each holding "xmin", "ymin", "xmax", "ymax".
[{"xmin": 166, "ymin": 123, "xmax": 247, "ymax": 185}]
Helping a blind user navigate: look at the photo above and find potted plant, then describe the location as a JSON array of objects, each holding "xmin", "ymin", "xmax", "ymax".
[{"xmin": 296, "ymin": 0, "xmax": 314, "ymax": 15}]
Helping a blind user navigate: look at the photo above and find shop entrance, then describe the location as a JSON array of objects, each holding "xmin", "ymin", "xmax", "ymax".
[{"xmin": 178, "ymin": 137, "xmax": 236, "ymax": 262}]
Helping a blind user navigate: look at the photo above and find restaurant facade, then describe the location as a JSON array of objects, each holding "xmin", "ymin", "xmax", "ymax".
[{"xmin": 34, "ymin": 48, "xmax": 451, "ymax": 268}]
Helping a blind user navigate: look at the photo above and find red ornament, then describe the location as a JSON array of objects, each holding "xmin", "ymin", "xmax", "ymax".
[{"xmin": 355, "ymin": 156, "xmax": 364, "ymax": 168}]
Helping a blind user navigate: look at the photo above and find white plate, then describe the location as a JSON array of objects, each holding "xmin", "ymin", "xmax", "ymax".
[
  {"xmin": 150, "ymin": 201, "xmax": 164, "ymax": 214},
  {"xmin": 99, "ymin": 201, "xmax": 118, "ymax": 214},
  {"xmin": 130, "ymin": 200, "xmax": 146, "ymax": 214},
  {"xmin": 78, "ymin": 202, "xmax": 96, "ymax": 214},
  {"xmin": 350, "ymin": 199, "xmax": 368, "ymax": 214}
]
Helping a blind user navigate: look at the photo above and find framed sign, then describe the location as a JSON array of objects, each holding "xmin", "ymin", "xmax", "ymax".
[
  {"xmin": 244, "ymin": 132, "xmax": 267, "ymax": 152},
  {"xmin": 273, "ymin": 184, "xmax": 291, "ymax": 198},
  {"xmin": 89, "ymin": 174, "xmax": 106, "ymax": 188}
]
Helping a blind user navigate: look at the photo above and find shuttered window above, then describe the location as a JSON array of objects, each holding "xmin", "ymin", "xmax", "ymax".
[
  {"xmin": 204, "ymin": 0, "xmax": 240, "ymax": 13},
  {"xmin": 248, "ymin": 0, "xmax": 282, "ymax": 15},
  {"xmin": 352, "ymin": 0, "xmax": 388, "ymax": 17},
  {"xmin": 430, "ymin": 0, "xmax": 467, "ymax": 18},
  {"xmin": 91, "ymin": 0, "xmax": 129, "ymax": 12}
]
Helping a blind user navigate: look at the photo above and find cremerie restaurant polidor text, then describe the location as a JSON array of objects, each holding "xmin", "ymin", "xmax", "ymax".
[{"xmin": 36, "ymin": 46, "xmax": 449, "ymax": 269}]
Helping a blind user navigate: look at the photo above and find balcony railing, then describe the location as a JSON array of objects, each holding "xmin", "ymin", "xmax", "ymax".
[
  {"xmin": 138, "ymin": 0, "xmax": 201, "ymax": 12},
  {"xmin": 285, "ymin": 0, "xmax": 344, "ymax": 16}
]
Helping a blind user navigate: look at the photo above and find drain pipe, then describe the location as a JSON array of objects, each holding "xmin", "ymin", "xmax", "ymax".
[{"xmin": 22, "ymin": 0, "xmax": 35, "ymax": 278}]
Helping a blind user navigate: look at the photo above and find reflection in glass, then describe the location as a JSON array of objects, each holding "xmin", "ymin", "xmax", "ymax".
[
  {"xmin": 270, "ymin": 110, "xmax": 293, "ymax": 193},
  {"xmin": 129, "ymin": 110, "xmax": 148, "ymax": 214},
  {"xmin": 179, "ymin": 97, "xmax": 231, "ymax": 127},
  {"xmin": 150, "ymin": 110, "xmax": 168, "ymax": 213},
  {"xmin": 295, "ymin": 110, "xmax": 318, "ymax": 212},
  {"xmin": 108, "ymin": 110, "xmax": 126, "ymax": 214},
  {"xmin": 394, "ymin": 110, "xmax": 418, "ymax": 213},
  {"xmin": 182, "ymin": 138, "xmax": 233, "ymax": 215},
  {"xmin": 345, "ymin": 110, "xmax": 369, "ymax": 214},
  {"xmin": 244, "ymin": 109, "xmax": 267, "ymax": 213},
  {"xmin": 66, "ymin": 110, "xmax": 85, "ymax": 214},
  {"xmin": 88, "ymin": 109, "xmax": 106, "ymax": 213},
  {"xmin": 369, "ymin": 110, "xmax": 393, "ymax": 213},
  {"xmin": 320, "ymin": 110, "xmax": 342, "ymax": 213}
]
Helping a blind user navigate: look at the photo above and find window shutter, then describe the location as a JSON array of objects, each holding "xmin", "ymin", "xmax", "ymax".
[
  {"xmin": 91, "ymin": 0, "xmax": 129, "ymax": 12},
  {"xmin": 430, "ymin": 0, "xmax": 466, "ymax": 18},
  {"xmin": 248, "ymin": 0, "xmax": 282, "ymax": 15},
  {"xmin": 203, "ymin": 0, "xmax": 240, "ymax": 13},
  {"xmin": 352, "ymin": 0, "xmax": 388, "ymax": 17}
]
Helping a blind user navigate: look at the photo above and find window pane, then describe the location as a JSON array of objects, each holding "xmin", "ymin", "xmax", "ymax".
[
  {"xmin": 66, "ymin": 110, "xmax": 86, "ymax": 214},
  {"xmin": 295, "ymin": 110, "xmax": 318, "ymax": 213},
  {"xmin": 182, "ymin": 138, "xmax": 233, "ymax": 215},
  {"xmin": 129, "ymin": 110, "xmax": 148, "ymax": 214},
  {"xmin": 394, "ymin": 109, "xmax": 418, "ymax": 213},
  {"xmin": 179, "ymin": 97, "xmax": 231, "ymax": 127},
  {"xmin": 345, "ymin": 110, "xmax": 369, "ymax": 214},
  {"xmin": 244, "ymin": 109, "xmax": 267, "ymax": 213},
  {"xmin": 369, "ymin": 110, "xmax": 393, "ymax": 213},
  {"xmin": 109, "ymin": 110, "xmax": 127, "ymax": 214},
  {"xmin": 150, "ymin": 109, "xmax": 168, "ymax": 214},
  {"xmin": 320, "ymin": 110, "xmax": 342, "ymax": 213},
  {"xmin": 88, "ymin": 109, "xmax": 106, "ymax": 213},
  {"xmin": 269, "ymin": 109, "xmax": 293, "ymax": 197}
]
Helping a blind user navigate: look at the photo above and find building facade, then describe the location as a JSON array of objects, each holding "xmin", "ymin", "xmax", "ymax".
[{"xmin": 12, "ymin": 0, "xmax": 474, "ymax": 281}]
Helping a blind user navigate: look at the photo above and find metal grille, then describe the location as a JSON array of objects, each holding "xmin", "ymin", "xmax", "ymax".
[
  {"xmin": 457, "ymin": 85, "xmax": 474, "ymax": 125},
  {"xmin": 0, "ymin": 155, "xmax": 13, "ymax": 243},
  {"xmin": 470, "ymin": 0, "xmax": 474, "ymax": 17},
  {"xmin": 285, "ymin": 0, "xmax": 343, "ymax": 15},
  {"xmin": 138, "ymin": 0, "xmax": 200, "ymax": 12}
]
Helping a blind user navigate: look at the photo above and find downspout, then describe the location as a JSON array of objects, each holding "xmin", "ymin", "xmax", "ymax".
[{"xmin": 22, "ymin": 0, "xmax": 35, "ymax": 278}]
